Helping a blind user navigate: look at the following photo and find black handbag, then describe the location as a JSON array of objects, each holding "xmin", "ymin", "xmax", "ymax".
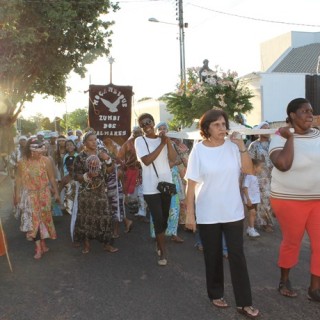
[
  {"xmin": 157, "ymin": 181, "xmax": 177, "ymax": 196},
  {"xmin": 142, "ymin": 137, "xmax": 177, "ymax": 196}
]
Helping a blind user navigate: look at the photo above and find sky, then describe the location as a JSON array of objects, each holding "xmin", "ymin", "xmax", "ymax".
[{"xmin": 21, "ymin": 0, "xmax": 320, "ymax": 120}]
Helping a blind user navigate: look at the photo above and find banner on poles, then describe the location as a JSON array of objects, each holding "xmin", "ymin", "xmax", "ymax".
[{"xmin": 88, "ymin": 84, "xmax": 133, "ymax": 146}]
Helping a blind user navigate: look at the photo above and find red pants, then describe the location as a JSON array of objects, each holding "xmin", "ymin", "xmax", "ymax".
[{"xmin": 270, "ymin": 198, "xmax": 320, "ymax": 276}]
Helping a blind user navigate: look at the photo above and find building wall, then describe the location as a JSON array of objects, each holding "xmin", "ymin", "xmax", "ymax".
[
  {"xmin": 242, "ymin": 74, "xmax": 262, "ymax": 126},
  {"xmin": 131, "ymin": 98, "xmax": 173, "ymax": 128},
  {"xmin": 261, "ymin": 73, "xmax": 305, "ymax": 122}
]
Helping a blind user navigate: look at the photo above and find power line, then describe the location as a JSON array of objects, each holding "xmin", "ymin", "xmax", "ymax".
[{"xmin": 188, "ymin": 3, "xmax": 320, "ymax": 28}]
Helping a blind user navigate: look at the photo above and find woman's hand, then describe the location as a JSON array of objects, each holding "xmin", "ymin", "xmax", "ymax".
[
  {"xmin": 99, "ymin": 150, "xmax": 111, "ymax": 162},
  {"xmin": 230, "ymin": 131, "xmax": 246, "ymax": 150},
  {"xmin": 54, "ymin": 192, "xmax": 61, "ymax": 204},
  {"xmin": 277, "ymin": 127, "xmax": 294, "ymax": 139},
  {"xmin": 158, "ymin": 130, "xmax": 170, "ymax": 145},
  {"xmin": 185, "ymin": 206, "xmax": 196, "ymax": 232}
]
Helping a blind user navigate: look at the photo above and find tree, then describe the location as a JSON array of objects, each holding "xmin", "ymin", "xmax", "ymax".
[
  {"xmin": 19, "ymin": 117, "xmax": 38, "ymax": 135},
  {"xmin": 60, "ymin": 107, "xmax": 88, "ymax": 131},
  {"xmin": 0, "ymin": 0, "xmax": 119, "ymax": 113},
  {"xmin": 0, "ymin": 0, "xmax": 119, "ymax": 153},
  {"xmin": 162, "ymin": 66, "xmax": 254, "ymax": 128}
]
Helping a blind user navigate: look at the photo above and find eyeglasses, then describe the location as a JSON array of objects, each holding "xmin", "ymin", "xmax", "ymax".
[{"xmin": 140, "ymin": 119, "xmax": 153, "ymax": 128}]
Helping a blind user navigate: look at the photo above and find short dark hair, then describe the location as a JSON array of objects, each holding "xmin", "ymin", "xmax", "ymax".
[
  {"xmin": 137, "ymin": 113, "xmax": 154, "ymax": 124},
  {"xmin": 199, "ymin": 109, "xmax": 229, "ymax": 139},
  {"xmin": 286, "ymin": 98, "xmax": 310, "ymax": 123}
]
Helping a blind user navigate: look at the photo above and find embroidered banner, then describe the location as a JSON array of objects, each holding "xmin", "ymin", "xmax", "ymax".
[{"xmin": 88, "ymin": 84, "xmax": 133, "ymax": 146}]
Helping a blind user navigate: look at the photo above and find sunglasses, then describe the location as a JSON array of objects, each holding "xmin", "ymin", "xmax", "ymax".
[{"xmin": 140, "ymin": 119, "xmax": 153, "ymax": 128}]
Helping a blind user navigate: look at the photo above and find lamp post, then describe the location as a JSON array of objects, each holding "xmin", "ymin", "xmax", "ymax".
[
  {"xmin": 149, "ymin": 0, "xmax": 187, "ymax": 89},
  {"xmin": 108, "ymin": 56, "xmax": 115, "ymax": 84}
]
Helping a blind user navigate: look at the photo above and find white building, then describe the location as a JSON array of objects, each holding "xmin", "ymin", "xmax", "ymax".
[
  {"xmin": 242, "ymin": 31, "xmax": 320, "ymax": 126},
  {"xmin": 131, "ymin": 98, "xmax": 173, "ymax": 128}
]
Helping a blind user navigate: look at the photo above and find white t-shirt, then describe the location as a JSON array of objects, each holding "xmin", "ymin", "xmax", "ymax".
[
  {"xmin": 185, "ymin": 140, "xmax": 244, "ymax": 224},
  {"xmin": 269, "ymin": 128, "xmax": 320, "ymax": 200},
  {"xmin": 135, "ymin": 136, "xmax": 172, "ymax": 195},
  {"xmin": 242, "ymin": 175, "xmax": 260, "ymax": 204}
]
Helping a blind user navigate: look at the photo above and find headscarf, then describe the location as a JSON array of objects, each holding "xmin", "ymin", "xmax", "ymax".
[
  {"xmin": 29, "ymin": 139, "xmax": 46, "ymax": 152},
  {"xmin": 83, "ymin": 130, "xmax": 96, "ymax": 143},
  {"xmin": 256, "ymin": 121, "xmax": 269, "ymax": 129},
  {"xmin": 18, "ymin": 135, "xmax": 27, "ymax": 142},
  {"xmin": 155, "ymin": 121, "xmax": 168, "ymax": 130}
]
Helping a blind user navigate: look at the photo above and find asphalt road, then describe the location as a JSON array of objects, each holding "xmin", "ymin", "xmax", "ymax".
[{"xmin": 0, "ymin": 175, "xmax": 319, "ymax": 320}]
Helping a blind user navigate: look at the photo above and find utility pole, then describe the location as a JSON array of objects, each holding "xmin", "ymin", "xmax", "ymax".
[{"xmin": 177, "ymin": 0, "xmax": 186, "ymax": 88}]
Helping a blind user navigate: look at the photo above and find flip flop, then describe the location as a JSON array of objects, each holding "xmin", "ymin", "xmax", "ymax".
[
  {"xmin": 104, "ymin": 245, "xmax": 119, "ymax": 253},
  {"xmin": 212, "ymin": 298, "xmax": 229, "ymax": 308},
  {"xmin": 237, "ymin": 306, "xmax": 260, "ymax": 318}
]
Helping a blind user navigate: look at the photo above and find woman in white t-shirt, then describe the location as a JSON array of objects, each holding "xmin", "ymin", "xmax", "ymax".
[
  {"xmin": 185, "ymin": 109, "xmax": 259, "ymax": 318},
  {"xmin": 135, "ymin": 113, "xmax": 177, "ymax": 266}
]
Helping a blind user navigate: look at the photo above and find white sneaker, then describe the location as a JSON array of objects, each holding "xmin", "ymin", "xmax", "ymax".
[{"xmin": 247, "ymin": 228, "xmax": 260, "ymax": 238}]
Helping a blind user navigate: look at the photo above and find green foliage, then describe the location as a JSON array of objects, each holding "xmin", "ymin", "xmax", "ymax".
[
  {"xmin": 60, "ymin": 107, "xmax": 88, "ymax": 132},
  {"xmin": 0, "ymin": 0, "xmax": 119, "ymax": 119},
  {"xmin": 19, "ymin": 117, "xmax": 38, "ymax": 135},
  {"xmin": 162, "ymin": 66, "xmax": 254, "ymax": 127}
]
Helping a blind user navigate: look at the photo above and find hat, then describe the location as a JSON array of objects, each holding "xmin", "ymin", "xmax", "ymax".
[
  {"xmin": 76, "ymin": 129, "xmax": 82, "ymax": 135},
  {"xmin": 256, "ymin": 121, "xmax": 269, "ymax": 129},
  {"xmin": 67, "ymin": 129, "xmax": 74, "ymax": 134},
  {"xmin": 50, "ymin": 131, "xmax": 59, "ymax": 138},
  {"xmin": 37, "ymin": 131, "xmax": 44, "ymax": 136},
  {"xmin": 18, "ymin": 135, "xmax": 27, "ymax": 141}
]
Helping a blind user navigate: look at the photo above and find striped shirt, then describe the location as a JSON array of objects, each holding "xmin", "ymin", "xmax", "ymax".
[{"xmin": 269, "ymin": 128, "xmax": 320, "ymax": 200}]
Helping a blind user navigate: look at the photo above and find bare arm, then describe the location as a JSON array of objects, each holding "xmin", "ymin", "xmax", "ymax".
[
  {"xmin": 269, "ymin": 127, "xmax": 294, "ymax": 172},
  {"xmin": 230, "ymin": 132, "xmax": 253, "ymax": 175},
  {"xmin": 44, "ymin": 157, "xmax": 60, "ymax": 202},
  {"xmin": 140, "ymin": 138, "xmax": 166, "ymax": 166},
  {"xmin": 185, "ymin": 179, "xmax": 197, "ymax": 232},
  {"xmin": 242, "ymin": 187, "xmax": 252, "ymax": 206},
  {"xmin": 167, "ymin": 139, "xmax": 177, "ymax": 163}
]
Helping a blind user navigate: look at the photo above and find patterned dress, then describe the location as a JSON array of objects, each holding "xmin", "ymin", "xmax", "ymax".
[
  {"xmin": 248, "ymin": 139, "xmax": 274, "ymax": 227},
  {"xmin": 18, "ymin": 157, "xmax": 56, "ymax": 239},
  {"xmin": 73, "ymin": 151, "xmax": 113, "ymax": 244}
]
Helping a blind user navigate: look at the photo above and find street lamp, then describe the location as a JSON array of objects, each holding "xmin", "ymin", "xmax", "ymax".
[
  {"xmin": 148, "ymin": 0, "xmax": 187, "ymax": 89},
  {"xmin": 108, "ymin": 56, "xmax": 115, "ymax": 84}
]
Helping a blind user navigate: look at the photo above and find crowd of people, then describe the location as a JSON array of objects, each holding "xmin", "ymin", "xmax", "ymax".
[{"xmin": 5, "ymin": 97, "xmax": 320, "ymax": 318}]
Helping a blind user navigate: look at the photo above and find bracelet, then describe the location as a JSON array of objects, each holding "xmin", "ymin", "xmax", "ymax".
[{"xmin": 239, "ymin": 148, "xmax": 247, "ymax": 153}]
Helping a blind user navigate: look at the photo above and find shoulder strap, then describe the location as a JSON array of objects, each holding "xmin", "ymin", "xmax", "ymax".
[{"xmin": 142, "ymin": 137, "xmax": 159, "ymax": 178}]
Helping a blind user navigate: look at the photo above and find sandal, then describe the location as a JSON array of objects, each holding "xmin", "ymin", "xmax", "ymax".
[
  {"xmin": 104, "ymin": 244, "xmax": 119, "ymax": 253},
  {"xmin": 237, "ymin": 306, "xmax": 259, "ymax": 318},
  {"xmin": 308, "ymin": 287, "xmax": 320, "ymax": 302},
  {"xmin": 157, "ymin": 258, "xmax": 167, "ymax": 266},
  {"xmin": 212, "ymin": 298, "xmax": 229, "ymax": 308},
  {"xmin": 171, "ymin": 235, "xmax": 184, "ymax": 243},
  {"xmin": 278, "ymin": 279, "xmax": 298, "ymax": 298}
]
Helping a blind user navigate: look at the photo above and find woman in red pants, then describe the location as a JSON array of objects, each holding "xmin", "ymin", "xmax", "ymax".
[{"xmin": 269, "ymin": 98, "xmax": 320, "ymax": 301}]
